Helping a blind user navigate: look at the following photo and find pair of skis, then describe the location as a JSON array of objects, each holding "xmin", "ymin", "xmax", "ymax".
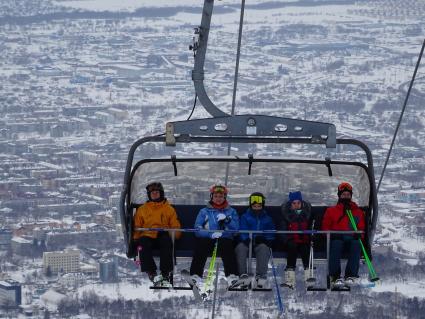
[{"xmin": 181, "ymin": 239, "xmax": 219, "ymax": 302}]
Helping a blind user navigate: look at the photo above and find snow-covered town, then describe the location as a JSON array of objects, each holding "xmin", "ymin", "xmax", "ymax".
[{"xmin": 1, "ymin": 0, "xmax": 425, "ymax": 318}]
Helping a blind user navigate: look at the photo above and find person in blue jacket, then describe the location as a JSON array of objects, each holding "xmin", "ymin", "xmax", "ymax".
[
  {"xmin": 234, "ymin": 192, "xmax": 275, "ymax": 288},
  {"xmin": 189, "ymin": 184, "xmax": 239, "ymax": 286}
]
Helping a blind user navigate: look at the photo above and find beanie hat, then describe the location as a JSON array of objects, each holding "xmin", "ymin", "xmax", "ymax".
[{"xmin": 288, "ymin": 191, "xmax": 302, "ymax": 203}]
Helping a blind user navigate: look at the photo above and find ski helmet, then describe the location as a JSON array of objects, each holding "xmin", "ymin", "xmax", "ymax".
[
  {"xmin": 249, "ymin": 192, "xmax": 265, "ymax": 208},
  {"xmin": 209, "ymin": 184, "xmax": 228, "ymax": 200},
  {"xmin": 146, "ymin": 182, "xmax": 164, "ymax": 201},
  {"xmin": 337, "ymin": 182, "xmax": 353, "ymax": 197}
]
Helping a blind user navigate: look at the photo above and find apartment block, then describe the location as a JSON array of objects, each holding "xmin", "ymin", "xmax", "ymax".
[{"xmin": 42, "ymin": 249, "xmax": 80, "ymax": 274}]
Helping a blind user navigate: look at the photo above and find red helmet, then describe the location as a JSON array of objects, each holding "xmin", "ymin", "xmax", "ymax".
[
  {"xmin": 209, "ymin": 184, "xmax": 228, "ymax": 200},
  {"xmin": 337, "ymin": 182, "xmax": 353, "ymax": 197},
  {"xmin": 210, "ymin": 184, "xmax": 228, "ymax": 194}
]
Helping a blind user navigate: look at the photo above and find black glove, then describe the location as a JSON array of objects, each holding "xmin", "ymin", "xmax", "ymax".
[
  {"xmin": 217, "ymin": 215, "xmax": 231, "ymax": 229},
  {"xmin": 353, "ymin": 233, "xmax": 360, "ymax": 240},
  {"xmin": 344, "ymin": 202, "xmax": 350, "ymax": 210}
]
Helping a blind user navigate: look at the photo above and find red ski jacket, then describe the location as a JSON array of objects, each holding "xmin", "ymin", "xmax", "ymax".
[{"xmin": 321, "ymin": 201, "xmax": 365, "ymax": 239}]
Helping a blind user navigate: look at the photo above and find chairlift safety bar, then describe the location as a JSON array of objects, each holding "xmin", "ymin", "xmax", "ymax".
[{"xmin": 134, "ymin": 227, "xmax": 363, "ymax": 235}]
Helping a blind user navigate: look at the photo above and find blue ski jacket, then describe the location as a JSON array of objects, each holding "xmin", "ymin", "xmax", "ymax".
[
  {"xmin": 239, "ymin": 208, "xmax": 275, "ymax": 242},
  {"xmin": 194, "ymin": 203, "xmax": 239, "ymax": 239}
]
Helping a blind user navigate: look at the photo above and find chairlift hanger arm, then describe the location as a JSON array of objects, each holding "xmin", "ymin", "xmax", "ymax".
[{"xmin": 191, "ymin": 0, "xmax": 228, "ymax": 117}]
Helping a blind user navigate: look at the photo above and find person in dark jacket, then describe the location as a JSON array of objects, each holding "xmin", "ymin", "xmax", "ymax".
[
  {"xmin": 279, "ymin": 191, "xmax": 312, "ymax": 289},
  {"xmin": 234, "ymin": 192, "xmax": 275, "ymax": 288},
  {"xmin": 189, "ymin": 184, "xmax": 239, "ymax": 288},
  {"xmin": 322, "ymin": 182, "xmax": 365, "ymax": 288}
]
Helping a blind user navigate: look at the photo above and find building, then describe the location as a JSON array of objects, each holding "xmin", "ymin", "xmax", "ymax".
[
  {"xmin": 93, "ymin": 211, "xmax": 115, "ymax": 228},
  {"xmin": 0, "ymin": 280, "xmax": 21, "ymax": 307},
  {"xmin": 43, "ymin": 249, "xmax": 80, "ymax": 274},
  {"xmin": 99, "ymin": 256, "xmax": 118, "ymax": 283},
  {"xmin": 10, "ymin": 237, "xmax": 33, "ymax": 256},
  {"xmin": 0, "ymin": 228, "xmax": 12, "ymax": 252},
  {"xmin": 398, "ymin": 189, "xmax": 425, "ymax": 203}
]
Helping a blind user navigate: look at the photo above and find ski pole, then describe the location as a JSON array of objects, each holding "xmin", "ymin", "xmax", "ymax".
[
  {"xmin": 308, "ymin": 220, "xmax": 315, "ymax": 280},
  {"xmin": 346, "ymin": 210, "xmax": 379, "ymax": 281},
  {"xmin": 346, "ymin": 210, "xmax": 376, "ymax": 279},
  {"xmin": 205, "ymin": 239, "xmax": 218, "ymax": 293},
  {"xmin": 135, "ymin": 245, "xmax": 143, "ymax": 266},
  {"xmin": 269, "ymin": 247, "xmax": 284, "ymax": 316}
]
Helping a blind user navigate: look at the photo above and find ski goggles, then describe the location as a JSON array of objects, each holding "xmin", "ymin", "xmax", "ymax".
[
  {"xmin": 211, "ymin": 185, "xmax": 227, "ymax": 194},
  {"xmin": 250, "ymin": 195, "xmax": 264, "ymax": 205}
]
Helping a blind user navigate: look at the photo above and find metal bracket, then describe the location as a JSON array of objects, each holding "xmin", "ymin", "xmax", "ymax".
[{"xmin": 165, "ymin": 115, "xmax": 336, "ymax": 148}]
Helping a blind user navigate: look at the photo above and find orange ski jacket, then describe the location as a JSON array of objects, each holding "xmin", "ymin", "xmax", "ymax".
[{"xmin": 133, "ymin": 200, "xmax": 182, "ymax": 240}]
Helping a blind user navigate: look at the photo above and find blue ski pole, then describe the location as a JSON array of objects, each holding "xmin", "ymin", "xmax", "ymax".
[{"xmin": 269, "ymin": 247, "xmax": 284, "ymax": 316}]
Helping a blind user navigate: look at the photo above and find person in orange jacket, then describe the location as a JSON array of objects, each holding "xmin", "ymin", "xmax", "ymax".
[
  {"xmin": 321, "ymin": 182, "xmax": 365, "ymax": 289},
  {"xmin": 133, "ymin": 182, "xmax": 181, "ymax": 286}
]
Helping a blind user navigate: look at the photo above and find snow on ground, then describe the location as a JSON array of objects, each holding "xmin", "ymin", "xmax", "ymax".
[
  {"xmin": 77, "ymin": 278, "xmax": 192, "ymax": 301},
  {"xmin": 54, "ymin": 0, "xmax": 249, "ymax": 11},
  {"xmin": 373, "ymin": 280, "xmax": 425, "ymax": 299}
]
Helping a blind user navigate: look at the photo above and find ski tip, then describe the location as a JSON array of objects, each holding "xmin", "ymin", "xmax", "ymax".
[{"xmin": 360, "ymin": 283, "xmax": 376, "ymax": 288}]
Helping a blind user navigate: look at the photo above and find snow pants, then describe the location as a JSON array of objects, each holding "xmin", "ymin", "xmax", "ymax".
[
  {"xmin": 329, "ymin": 238, "xmax": 361, "ymax": 278},
  {"xmin": 286, "ymin": 241, "xmax": 310, "ymax": 270},
  {"xmin": 235, "ymin": 242, "xmax": 270, "ymax": 279},
  {"xmin": 136, "ymin": 232, "xmax": 173, "ymax": 276},
  {"xmin": 190, "ymin": 237, "xmax": 238, "ymax": 277}
]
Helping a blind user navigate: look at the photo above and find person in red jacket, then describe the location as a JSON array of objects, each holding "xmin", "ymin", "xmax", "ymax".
[{"xmin": 321, "ymin": 182, "xmax": 365, "ymax": 288}]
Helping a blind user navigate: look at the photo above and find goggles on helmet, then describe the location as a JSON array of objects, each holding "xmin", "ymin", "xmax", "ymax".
[
  {"xmin": 250, "ymin": 195, "xmax": 264, "ymax": 205},
  {"xmin": 210, "ymin": 185, "xmax": 227, "ymax": 194}
]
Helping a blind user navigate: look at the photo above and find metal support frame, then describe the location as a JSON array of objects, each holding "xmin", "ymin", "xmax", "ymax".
[
  {"xmin": 120, "ymin": 135, "xmax": 378, "ymax": 255},
  {"xmin": 166, "ymin": 115, "xmax": 336, "ymax": 148}
]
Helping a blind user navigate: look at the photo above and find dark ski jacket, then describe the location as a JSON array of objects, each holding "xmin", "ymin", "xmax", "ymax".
[
  {"xmin": 239, "ymin": 208, "xmax": 275, "ymax": 243},
  {"xmin": 279, "ymin": 200, "xmax": 312, "ymax": 244}
]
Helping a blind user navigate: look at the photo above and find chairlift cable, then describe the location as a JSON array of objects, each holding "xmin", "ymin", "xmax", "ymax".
[
  {"xmin": 377, "ymin": 38, "xmax": 425, "ymax": 193},
  {"xmin": 225, "ymin": 0, "xmax": 246, "ymax": 186}
]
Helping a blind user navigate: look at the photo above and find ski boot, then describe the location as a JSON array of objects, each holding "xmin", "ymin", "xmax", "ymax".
[{"xmin": 281, "ymin": 269, "xmax": 295, "ymax": 289}]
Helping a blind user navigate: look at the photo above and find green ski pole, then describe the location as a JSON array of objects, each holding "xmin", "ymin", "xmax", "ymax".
[
  {"xmin": 346, "ymin": 209, "xmax": 379, "ymax": 281},
  {"xmin": 204, "ymin": 240, "xmax": 218, "ymax": 294}
]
